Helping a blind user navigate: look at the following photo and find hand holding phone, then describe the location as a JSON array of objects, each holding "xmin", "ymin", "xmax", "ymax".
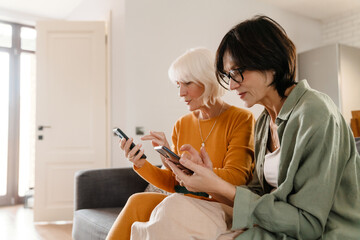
[
  {"xmin": 113, "ymin": 128, "xmax": 146, "ymax": 159},
  {"xmin": 154, "ymin": 146, "xmax": 193, "ymax": 175}
]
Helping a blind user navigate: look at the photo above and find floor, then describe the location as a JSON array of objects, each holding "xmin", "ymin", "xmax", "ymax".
[{"xmin": 0, "ymin": 205, "xmax": 73, "ymax": 240}]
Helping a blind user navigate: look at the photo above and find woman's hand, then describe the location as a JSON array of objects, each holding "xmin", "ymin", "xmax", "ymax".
[
  {"xmin": 119, "ymin": 137, "xmax": 146, "ymax": 168},
  {"xmin": 166, "ymin": 144, "xmax": 236, "ymax": 206},
  {"xmin": 180, "ymin": 144, "xmax": 213, "ymax": 169},
  {"xmin": 141, "ymin": 131, "xmax": 170, "ymax": 148},
  {"xmin": 141, "ymin": 131, "xmax": 171, "ymax": 167},
  {"xmin": 169, "ymin": 145, "xmax": 217, "ymax": 193}
]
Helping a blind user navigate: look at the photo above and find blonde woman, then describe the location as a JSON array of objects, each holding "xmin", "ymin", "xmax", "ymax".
[{"xmin": 106, "ymin": 47, "xmax": 255, "ymax": 240}]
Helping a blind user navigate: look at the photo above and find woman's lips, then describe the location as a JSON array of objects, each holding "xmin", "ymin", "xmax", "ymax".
[{"xmin": 238, "ymin": 92, "xmax": 246, "ymax": 99}]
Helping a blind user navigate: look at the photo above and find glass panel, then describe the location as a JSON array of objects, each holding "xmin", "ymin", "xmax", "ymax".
[
  {"xmin": 0, "ymin": 52, "xmax": 10, "ymax": 196},
  {"xmin": 18, "ymin": 53, "xmax": 36, "ymax": 197},
  {"xmin": 0, "ymin": 23, "xmax": 12, "ymax": 48},
  {"xmin": 21, "ymin": 27, "xmax": 36, "ymax": 51}
]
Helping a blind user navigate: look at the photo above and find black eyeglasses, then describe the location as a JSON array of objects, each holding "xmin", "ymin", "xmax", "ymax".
[{"xmin": 219, "ymin": 67, "xmax": 246, "ymax": 85}]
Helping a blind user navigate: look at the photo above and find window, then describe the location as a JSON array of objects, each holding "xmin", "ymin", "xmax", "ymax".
[
  {"xmin": 0, "ymin": 22, "xmax": 12, "ymax": 48},
  {"xmin": 0, "ymin": 51, "xmax": 10, "ymax": 197},
  {"xmin": 0, "ymin": 20, "xmax": 36, "ymax": 205}
]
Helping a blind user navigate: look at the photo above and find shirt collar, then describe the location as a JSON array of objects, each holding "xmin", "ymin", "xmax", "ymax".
[{"xmin": 276, "ymin": 80, "xmax": 309, "ymax": 124}]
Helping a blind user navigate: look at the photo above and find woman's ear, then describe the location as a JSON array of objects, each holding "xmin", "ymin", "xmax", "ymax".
[{"xmin": 265, "ymin": 70, "xmax": 276, "ymax": 85}]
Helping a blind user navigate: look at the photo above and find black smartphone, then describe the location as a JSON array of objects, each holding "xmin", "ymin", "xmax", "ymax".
[
  {"xmin": 113, "ymin": 127, "xmax": 146, "ymax": 159},
  {"xmin": 154, "ymin": 146, "xmax": 193, "ymax": 174}
]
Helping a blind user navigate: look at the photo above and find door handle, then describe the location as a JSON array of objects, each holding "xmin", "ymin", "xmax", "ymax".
[{"xmin": 38, "ymin": 125, "xmax": 51, "ymax": 131}]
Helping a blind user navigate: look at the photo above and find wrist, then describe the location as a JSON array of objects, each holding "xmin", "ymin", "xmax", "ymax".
[
  {"xmin": 222, "ymin": 182, "xmax": 236, "ymax": 202},
  {"xmin": 134, "ymin": 159, "xmax": 146, "ymax": 168},
  {"xmin": 211, "ymin": 177, "xmax": 236, "ymax": 203}
]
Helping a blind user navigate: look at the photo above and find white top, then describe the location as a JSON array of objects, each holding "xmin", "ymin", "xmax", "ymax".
[{"xmin": 264, "ymin": 147, "xmax": 281, "ymax": 188}]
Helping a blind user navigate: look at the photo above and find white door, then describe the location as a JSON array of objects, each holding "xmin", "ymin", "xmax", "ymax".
[{"xmin": 34, "ymin": 21, "xmax": 108, "ymax": 222}]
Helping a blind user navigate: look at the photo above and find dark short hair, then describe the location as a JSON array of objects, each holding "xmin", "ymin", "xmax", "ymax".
[{"xmin": 215, "ymin": 15, "xmax": 297, "ymax": 98}]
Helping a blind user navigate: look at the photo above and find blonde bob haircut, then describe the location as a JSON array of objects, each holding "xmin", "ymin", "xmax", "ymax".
[{"xmin": 168, "ymin": 47, "xmax": 225, "ymax": 107}]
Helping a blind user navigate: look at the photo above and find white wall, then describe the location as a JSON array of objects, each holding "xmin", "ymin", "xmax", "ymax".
[
  {"xmin": 68, "ymin": 0, "xmax": 322, "ymax": 168},
  {"xmin": 322, "ymin": 8, "xmax": 360, "ymax": 48},
  {"xmin": 0, "ymin": 7, "xmax": 50, "ymax": 25}
]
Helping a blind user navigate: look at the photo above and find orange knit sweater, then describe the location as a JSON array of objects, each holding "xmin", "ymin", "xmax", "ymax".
[{"xmin": 135, "ymin": 106, "xmax": 255, "ymax": 198}]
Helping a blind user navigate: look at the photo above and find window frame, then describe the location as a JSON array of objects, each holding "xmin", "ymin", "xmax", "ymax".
[{"xmin": 0, "ymin": 20, "xmax": 35, "ymax": 206}]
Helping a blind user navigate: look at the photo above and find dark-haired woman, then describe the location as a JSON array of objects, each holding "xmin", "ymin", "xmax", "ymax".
[{"xmin": 136, "ymin": 15, "xmax": 360, "ymax": 240}]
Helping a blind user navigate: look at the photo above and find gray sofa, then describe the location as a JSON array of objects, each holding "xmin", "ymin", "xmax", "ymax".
[
  {"xmin": 72, "ymin": 138, "xmax": 360, "ymax": 240},
  {"xmin": 72, "ymin": 167, "xmax": 148, "ymax": 240}
]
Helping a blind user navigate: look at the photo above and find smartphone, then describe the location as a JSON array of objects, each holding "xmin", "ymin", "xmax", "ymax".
[
  {"xmin": 154, "ymin": 146, "xmax": 193, "ymax": 174},
  {"xmin": 113, "ymin": 127, "xmax": 146, "ymax": 159}
]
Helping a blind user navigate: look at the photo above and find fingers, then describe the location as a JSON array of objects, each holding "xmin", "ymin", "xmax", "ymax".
[
  {"xmin": 180, "ymin": 144, "xmax": 199, "ymax": 155},
  {"xmin": 140, "ymin": 134, "xmax": 155, "ymax": 141},
  {"xmin": 140, "ymin": 131, "xmax": 164, "ymax": 141},
  {"xmin": 131, "ymin": 149, "xmax": 146, "ymax": 168},
  {"xmin": 148, "ymin": 131, "xmax": 164, "ymax": 139},
  {"xmin": 151, "ymin": 139, "xmax": 165, "ymax": 147},
  {"xmin": 119, "ymin": 138, "xmax": 126, "ymax": 150},
  {"xmin": 174, "ymin": 175, "xmax": 184, "ymax": 186},
  {"xmin": 127, "ymin": 143, "xmax": 142, "ymax": 159},
  {"xmin": 121, "ymin": 138, "xmax": 141, "ymax": 158},
  {"xmin": 141, "ymin": 131, "xmax": 169, "ymax": 148},
  {"xmin": 118, "ymin": 138, "xmax": 145, "ymax": 168},
  {"xmin": 127, "ymin": 143, "xmax": 145, "ymax": 168},
  {"xmin": 166, "ymin": 160, "xmax": 188, "ymax": 181},
  {"xmin": 160, "ymin": 156, "xmax": 171, "ymax": 170},
  {"xmin": 180, "ymin": 144, "xmax": 203, "ymax": 165},
  {"xmin": 180, "ymin": 151, "xmax": 191, "ymax": 161},
  {"xmin": 179, "ymin": 156, "xmax": 199, "ymax": 173},
  {"xmin": 123, "ymin": 138, "xmax": 134, "ymax": 156},
  {"xmin": 200, "ymin": 146, "xmax": 213, "ymax": 169},
  {"xmin": 167, "ymin": 161, "xmax": 185, "ymax": 186},
  {"xmin": 151, "ymin": 131, "xmax": 169, "ymax": 148}
]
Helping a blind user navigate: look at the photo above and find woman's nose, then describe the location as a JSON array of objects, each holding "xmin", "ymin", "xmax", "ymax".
[
  {"xmin": 179, "ymin": 84, "xmax": 187, "ymax": 97},
  {"xmin": 229, "ymin": 78, "xmax": 240, "ymax": 90}
]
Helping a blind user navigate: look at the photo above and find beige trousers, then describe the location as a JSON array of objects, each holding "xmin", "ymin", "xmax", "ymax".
[{"xmin": 131, "ymin": 193, "xmax": 243, "ymax": 240}]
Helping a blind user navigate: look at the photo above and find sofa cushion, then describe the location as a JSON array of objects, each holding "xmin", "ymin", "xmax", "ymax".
[{"xmin": 72, "ymin": 207, "xmax": 122, "ymax": 240}]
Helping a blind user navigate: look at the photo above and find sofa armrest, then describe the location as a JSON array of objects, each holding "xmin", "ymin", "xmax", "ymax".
[{"xmin": 74, "ymin": 167, "xmax": 148, "ymax": 210}]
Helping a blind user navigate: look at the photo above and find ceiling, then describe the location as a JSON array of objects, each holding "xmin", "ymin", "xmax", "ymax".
[
  {"xmin": 0, "ymin": 0, "xmax": 84, "ymax": 19},
  {"xmin": 0, "ymin": 0, "xmax": 360, "ymax": 21},
  {"xmin": 259, "ymin": 0, "xmax": 360, "ymax": 20}
]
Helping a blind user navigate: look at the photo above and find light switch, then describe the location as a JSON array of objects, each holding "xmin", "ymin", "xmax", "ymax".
[{"xmin": 135, "ymin": 126, "xmax": 144, "ymax": 135}]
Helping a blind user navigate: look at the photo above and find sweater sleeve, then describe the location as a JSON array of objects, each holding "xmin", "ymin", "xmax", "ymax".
[
  {"xmin": 213, "ymin": 111, "xmax": 255, "ymax": 186},
  {"xmin": 134, "ymin": 161, "xmax": 177, "ymax": 193},
  {"xmin": 134, "ymin": 124, "xmax": 179, "ymax": 193},
  {"xmin": 232, "ymin": 115, "xmax": 348, "ymax": 239}
]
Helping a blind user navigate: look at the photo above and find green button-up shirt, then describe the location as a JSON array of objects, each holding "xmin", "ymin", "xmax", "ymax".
[{"xmin": 232, "ymin": 80, "xmax": 360, "ymax": 239}]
